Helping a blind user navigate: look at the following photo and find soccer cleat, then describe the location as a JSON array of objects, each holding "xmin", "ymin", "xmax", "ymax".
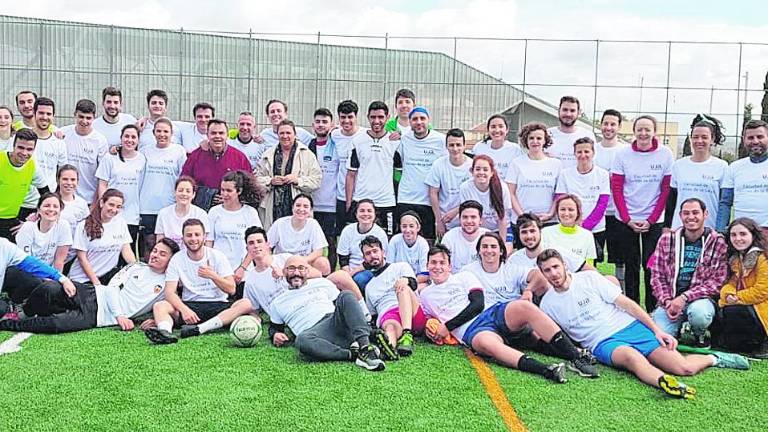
[
  {"xmin": 144, "ymin": 327, "xmax": 178, "ymax": 345},
  {"xmin": 578, "ymin": 347, "xmax": 598, "ymax": 365},
  {"xmin": 713, "ymin": 351, "xmax": 750, "ymax": 370},
  {"xmin": 396, "ymin": 330, "xmax": 414, "ymax": 357},
  {"xmin": 179, "ymin": 325, "xmax": 201, "ymax": 339},
  {"xmin": 373, "ymin": 329, "xmax": 399, "ymax": 361},
  {"xmin": 544, "ymin": 363, "xmax": 568, "ymax": 384},
  {"xmin": 658, "ymin": 374, "xmax": 696, "ymax": 399},
  {"xmin": 567, "ymin": 355, "xmax": 600, "ymax": 378},
  {"xmin": 355, "ymin": 344, "xmax": 386, "ymax": 371}
]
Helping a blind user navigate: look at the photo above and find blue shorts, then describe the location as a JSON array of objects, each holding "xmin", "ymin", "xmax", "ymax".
[
  {"xmin": 462, "ymin": 302, "xmax": 509, "ymax": 346},
  {"xmin": 592, "ymin": 320, "xmax": 662, "ymax": 366}
]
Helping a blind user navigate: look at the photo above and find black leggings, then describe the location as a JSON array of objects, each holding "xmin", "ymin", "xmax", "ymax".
[
  {"xmin": 711, "ymin": 305, "xmax": 767, "ymax": 352},
  {"xmin": 0, "ymin": 280, "xmax": 97, "ymax": 334},
  {"xmin": 612, "ymin": 222, "xmax": 662, "ymax": 311}
]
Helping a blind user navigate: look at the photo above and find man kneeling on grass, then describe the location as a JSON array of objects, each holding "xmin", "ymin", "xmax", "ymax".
[
  {"xmin": 536, "ymin": 248, "xmax": 749, "ymax": 399},
  {"xmin": 269, "ymin": 255, "xmax": 385, "ymax": 371},
  {"xmin": 419, "ymin": 244, "xmax": 596, "ymax": 383},
  {"xmin": 144, "ymin": 219, "xmax": 235, "ymax": 344},
  {"xmin": 0, "ymin": 239, "xmax": 179, "ymax": 334}
]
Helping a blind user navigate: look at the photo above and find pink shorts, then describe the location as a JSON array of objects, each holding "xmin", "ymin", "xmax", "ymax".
[{"xmin": 379, "ymin": 305, "xmax": 427, "ymax": 334}]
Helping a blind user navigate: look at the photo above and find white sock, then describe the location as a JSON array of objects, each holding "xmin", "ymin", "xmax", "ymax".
[
  {"xmin": 157, "ymin": 320, "xmax": 173, "ymax": 333},
  {"xmin": 198, "ymin": 317, "xmax": 223, "ymax": 334},
  {"xmin": 358, "ymin": 299, "xmax": 372, "ymax": 322}
]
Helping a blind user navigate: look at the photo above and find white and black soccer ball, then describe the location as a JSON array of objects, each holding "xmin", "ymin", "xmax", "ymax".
[{"xmin": 230, "ymin": 315, "xmax": 262, "ymax": 347}]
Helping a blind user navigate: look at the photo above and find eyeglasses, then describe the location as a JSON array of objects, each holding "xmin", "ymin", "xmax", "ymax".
[{"xmin": 285, "ymin": 265, "xmax": 308, "ymax": 272}]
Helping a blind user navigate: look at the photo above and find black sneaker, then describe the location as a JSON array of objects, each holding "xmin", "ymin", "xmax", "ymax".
[
  {"xmin": 355, "ymin": 344, "xmax": 386, "ymax": 371},
  {"xmin": 144, "ymin": 327, "xmax": 178, "ymax": 345},
  {"xmin": 567, "ymin": 355, "xmax": 600, "ymax": 378},
  {"xmin": 692, "ymin": 333, "xmax": 711, "ymax": 349},
  {"xmin": 578, "ymin": 348, "xmax": 598, "ymax": 365},
  {"xmin": 180, "ymin": 325, "xmax": 201, "ymax": 339},
  {"xmin": 373, "ymin": 329, "xmax": 399, "ymax": 361},
  {"xmin": 752, "ymin": 342, "xmax": 768, "ymax": 360},
  {"xmin": 544, "ymin": 363, "xmax": 567, "ymax": 383}
]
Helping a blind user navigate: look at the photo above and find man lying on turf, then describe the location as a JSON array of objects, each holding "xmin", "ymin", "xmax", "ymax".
[
  {"xmin": 144, "ymin": 219, "xmax": 235, "ymax": 344},
  {"xmin": 269, "ymin": 255, "xmax": 385, "ymax": 371},
  {"xmin": 173, "ymin": 226, "xmax": 368, "ymax": 344},
  {"xmin": 419, "ymin": 244, "xmax": 597, "ymax": 383},
  {"xmin": 536, "ymin": 248, "xmax": 749, "ymax": 399},
  {"xmin": 0, "ymin": 239, "xmax": 179, "ymax": 334},
  {"xmin": 359, "ymin": 235, "xmax": 425, "ymax": 360}
]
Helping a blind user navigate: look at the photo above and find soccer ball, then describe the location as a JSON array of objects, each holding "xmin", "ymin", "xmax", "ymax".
[{"xmin": 230, "ymin": 315, "xmax": 262, "ymax": 347}]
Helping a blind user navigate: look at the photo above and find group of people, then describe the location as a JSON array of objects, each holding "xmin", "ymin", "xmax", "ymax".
[{"xmin": 1, "ymin": 86, "xmax": 767, "ymax": 399}]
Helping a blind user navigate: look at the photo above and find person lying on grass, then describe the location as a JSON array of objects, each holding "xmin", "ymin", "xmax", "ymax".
[
  {"xmin": 0, "ymin": 239, "xmax": 179, "ymax": 334},
  {"xmin": 419, "ymin": 244, "xmax": 598, "ymax": 383},
  {"xmin": 536, "ymin": 248, "xmax": 749, "ymax": 400},
  {"xmin": 269, "ymin": 255, "xmax": 385, "ymax": 371}
]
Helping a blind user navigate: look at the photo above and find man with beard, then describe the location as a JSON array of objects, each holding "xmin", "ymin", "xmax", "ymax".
[
  {"xmin": 228, "ymin": 111, "xmax": 267, "ymax": 171},
  {"xmin": 359, "ymin": 235, "xmax": 424, "ymax": 359},
  {"xmin": 144, "ymin": 219, "xmax": 235, "ymax": 344},
  {"xmin": 546, "ymin": 96, "xmax": 596, "ymax": 168},
  {"xmin": 308, "ymin": 108, "xmax": 339, "ymax": 268},
  {"xmin": 332, "ymin": 100, "xmax": 366, "ymax": 227},
  {"xmin": 93, "ymin": 87, "xmax": 138, "ymax": 147},
  {"xmin": 507, "ymin": 213, "xmax": 591, "ymax": 272},
  {"xmin": 12, "ymin": 90, "xmax": 38, "ymax": 131},
  {"xmin": 269, "ymin": 255, "xmax": 385, "ymax": 371},
  {"xmin": 0, "ymin": 239, "xmax": 179, "ymax": 334},
  {"xmin": 718, "ymin": 119, "xmax": 768, "ymax": 234},
  {"xmin": 537, "ymin": 249, "xmax": 749, "ymax": 399},
  {"xmin": 62, "ymin": 99, "xmax": 109, "ymax": 202},
  {"xmin": 440, "ymin": 200, "xmax": 488, "ymax": 272}
]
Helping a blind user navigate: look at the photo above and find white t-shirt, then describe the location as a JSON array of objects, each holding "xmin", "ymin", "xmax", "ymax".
[
  {"xmin": 547, "ymin": 127, "xmax": 597, "ymax": 168},
  {"xmin": 440, "ymin": 226, "xmax": 489, "ymax": 272},
  {"xmin": 540, "ymin": 270, "xmax": 635, "ymax": 350},
  {"xmin": 177, "ymin": 122, "xmax": 207, "ymax": 153},
  {"xmin": 459, "ymin": 180, "xmax": 512, "ymax": 232},
  {"xmin": 60, "ymin": 195, "xmax": 90, "ymax": 238},
  {"xmin": 670, "ymin": 156, "xmax": 728, "ymax": 230},
  {"xmin": 269, "ymin": 278, "xmax": 340, "ymax": 336},
  {"xmin": 398, "ymin": 130, "xmax": 448, "ymax": 205},
  {"xmin": 0, "ymin": 136, "xmax": 13, "ymax": 151},
  {"xmin": 611, "ymin": 146, "xmax": 674, "ymax": 220},
  {"xmin": 93, "ymin": 113, "xmax": 138, "ymax": 147},
  {"xmin": 337, "ymin": 223, "xmax": 389, "ymax": 269},
  {"xmin": 138, "ymin": 118, "xmax": 182, "ymax": 151},
  {"xmin": 95, "ymin": 262, "xmax": 165, "ymax": 327},
  {"xmin": 722, "ymin": 157, "xmax": 768, "ymax": 227},
  {"xmin": 461, "ymin": 260, "xmax": 532, "ymax": 308},
  {"xmin": 154, "ymin": 204, "xmax": 211, "ymax": 250},
  {"xmin": 555, "ymin": 165, "xmax": 610, "ymax": 232},
  {"xmin": 310, "ymin": 139, "xmax": 339, "ymax": 213},
  {"xmin": 506, "ymin": 155, "xmax": 562, "ymax": 223},
  {"xmin": 366, "ymin": 262, "xmax": 416, "ymax": 324},
  {"xmin": 594, "ymin": 142, "xmax": 628, "ymax": 215},
  {"xmin": 331, "ymin": 128, "xmax": 368, "ymax": 201},
  {"xmin": 15, "ymin": 220, "xmax": 72, "ymax": 266},
  {"xmin": 243, "ymin": 253, "xmax": 291, "ymax": 312},
  {"xmin": 268, "ymin": 216, "xmax": 328, "ymax": 257},
  {"xmin": 228, "ymin": 137, "xmax": 269, "ymax": 171},
  {"xmin": 542, "ymin": 225, "xmax": 597, "ymax": 260},
  {"xmin": 419, "ymin": 272, "xmax": 483, "ymax": 341},
  {"xmin": 471, "ymin": 140, "xmax": 523, "ymax": 177},
  {"xmin": 424, "ymin": 156, "xmax": 473, "ymax": 229},
  {"xmin": 208, "ymin": 204, "xmax": 262, "ymax": 269},
  {"xmin": 507, "ymin": 243, "xmax": 586, "ymax": 272},
  {"xmin": 387, "ymin": 234, "xmax": 429, "ymax": 275},
  {"xmin": 69, "ymin": 217, "xmax": 132, "ymax": 283},
  {"xmin": 165, "ymin": 247, "xmax": 234, "ymax": 302},
  {"xmin": 259, "ymin": 126, "xmax": 314, "ymax": 147},
  {"xmin": 22, "ymin": 134, "xmax": 68, "ymax": 208},
  {"xmin": 139, "ymin": 144, "xmax": 187, "ymax": 214},
  {"xmin": 95, "ymin": 152, "xmax": 146, "ymax": 225},
  {"xmin": 0, "ymin": 238, "xmax": 29, "ymax": 291},
  {"xmin": 348, "ymin": 132, "xmax": 399, "ymax": 207},
  {"xmin": 64, "ymin": 127, "xmax": 109, "ymax": 202}
]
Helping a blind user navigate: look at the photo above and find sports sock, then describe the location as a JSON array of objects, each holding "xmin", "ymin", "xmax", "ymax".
[
  {"xmin": 517, "ymin": 355, "xmax": 549, "ymax": 376},
  {"xmin": 198, "ymin": 317, "xmax": 223, "ymax": 334},
  {"xmin": 157, "ymin": 319, "xmax": 173, "ymax": 333},
  {"xmin": 358, "ymin": 299, "xmax": 372, "ymax": 322},
  {"xmin": 547, "ymin": 331, "xmax": 581, "ymax": 360}
]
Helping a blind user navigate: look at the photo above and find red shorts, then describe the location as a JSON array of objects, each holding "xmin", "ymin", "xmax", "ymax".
[{"xmin": 378, "ymin": 305, "xmax": 427, "ymax": 334}]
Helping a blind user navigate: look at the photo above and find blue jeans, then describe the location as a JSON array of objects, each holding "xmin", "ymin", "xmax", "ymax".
[{"xmin": 651, "ymin": 298, "xmax": 716, "ymax": 337}]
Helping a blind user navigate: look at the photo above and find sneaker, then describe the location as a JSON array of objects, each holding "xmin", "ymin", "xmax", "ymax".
[
  {"xmin": 355, "ymin": 344, "xmax": 386, "ymax": 371},
  {"xmin": 1, "ymin": 303, "xmax": 24, "ymax": 322},
  {"xmin": 578, "ymin": 348, "xmax": 598, "ymax": 365},
  {"xmin": 567, "ymin": 355, "xmax": 600, "ymax": 378},
  {"xmin": 0, "ymin": 311, "xmax": 20, "ymax": 322},
  {"xmin": 751, "ymin": 342, "xmax": 768, "ymax": 360},
  {"xmin": 713, "ymin": 351, "xmax": 750, "ymax": 370},
  {"xmin": 692, "ymin": 333, "xmax": 711, "ymax": 349},
  {"xmin": 144, "ymin": 327, "xmax": 178, "ymax": 345},
  {"xmin": 544, "ymin": 363, "xmax": 567, "ymax": 383},
  {"xmin": 373, "ymin": 329, "xmax": 399, "ymax": 361},
  {"xmin": 658, "ymin": 374, "xmax": 696, "ymax": 400},
  {"xmin": 179, "ymin": 325, "xmax": 201, "ymax": 339},
  {"xmin": 396, "ymin": 330, "xmax": 414, "ymax": 357}
]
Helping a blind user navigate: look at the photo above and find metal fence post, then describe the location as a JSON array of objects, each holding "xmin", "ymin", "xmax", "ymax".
[
  {"xmin": 178, "ymin": 28, "xmax": 185, "ymax": 121},
  {"xmin": 592, "ymin": 40, "xmax": 600, "ymax": 134},
  {"xmin": 450, "ymin": 37, "xmax": 458, "ymax": 128},
  {"xmin": 520, "ymin": 39, "xmax": 528, "ymax": 133},
  {"xmin": 735, "ymin": 42, "xmax": 743, "ymax": 156},
  {"xmin": 663, "ymin": 41, "xmax": 672, "ymax": 145},
  {"xmin": 314, "ymin": 32, "xmax": 321, "ymax": 113},
  {"xmin": 247, "ymin": 28, "xmax": 253, "ymax": 106},
  {"xmin": 38, "ymin": 21, "xmax": 44, "ymax": 94},
  {"xmin": 382, "ymin": 33, "xmax": 389, "ymax": 101}
]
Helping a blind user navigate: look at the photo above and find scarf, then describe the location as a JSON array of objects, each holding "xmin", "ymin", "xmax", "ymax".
[{"xmin": 272, "ymin": 142, "xmax": 298, "ymax": 220}]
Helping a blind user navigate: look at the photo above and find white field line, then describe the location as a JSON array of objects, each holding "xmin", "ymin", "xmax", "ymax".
[{"xmin": 0, "ymin": 332, "xmax": 33, "ymax": 355}]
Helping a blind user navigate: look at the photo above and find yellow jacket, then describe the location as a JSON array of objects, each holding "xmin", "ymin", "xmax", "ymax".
[{"xmin": 719, "ymin": 248, "xmax": 768, "ymax": 333}]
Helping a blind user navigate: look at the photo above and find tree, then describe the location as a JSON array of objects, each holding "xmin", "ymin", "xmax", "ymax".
[
  {"xmin": 762, "ymin": 70, "xmax": 768, "ymax": 123},
  {"xmin": 739, "ymin": 103, "xmax": 754, "ymax": 158},
  {"xmin": 682, "ymin": 136, "xmax": 692, "ymax": 157}
]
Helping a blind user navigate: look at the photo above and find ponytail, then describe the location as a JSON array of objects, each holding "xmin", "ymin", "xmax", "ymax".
[
  {"xmin": 85, "ymin": 189, "xmax": 124, "ymax": 240},
  {"xmin": 473, "ymin": 155, "xmax": 505, "ymax": 220}
]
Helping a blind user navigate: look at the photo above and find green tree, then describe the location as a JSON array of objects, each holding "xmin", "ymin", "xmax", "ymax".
[
  {"xmin": 762, "ymin": 70, "xmax": 768, "ymax": 123},
  {"xmin": 739, "ymin": 103, "xmax": 754, "ymax": 158},
  {"xmin": 682, "ymin": 136, "xmax": 692, "ymax": 157}
]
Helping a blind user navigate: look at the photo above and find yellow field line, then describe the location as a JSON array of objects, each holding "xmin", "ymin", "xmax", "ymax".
[{"xmin": 465, "ymin": 349, "xmax": 527, "ymax": 432}]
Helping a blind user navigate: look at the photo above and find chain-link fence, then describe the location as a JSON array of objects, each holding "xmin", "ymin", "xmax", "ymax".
[{"xmin": 2, "ymin": 15, "xmax": 768, "ymax": 158}]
